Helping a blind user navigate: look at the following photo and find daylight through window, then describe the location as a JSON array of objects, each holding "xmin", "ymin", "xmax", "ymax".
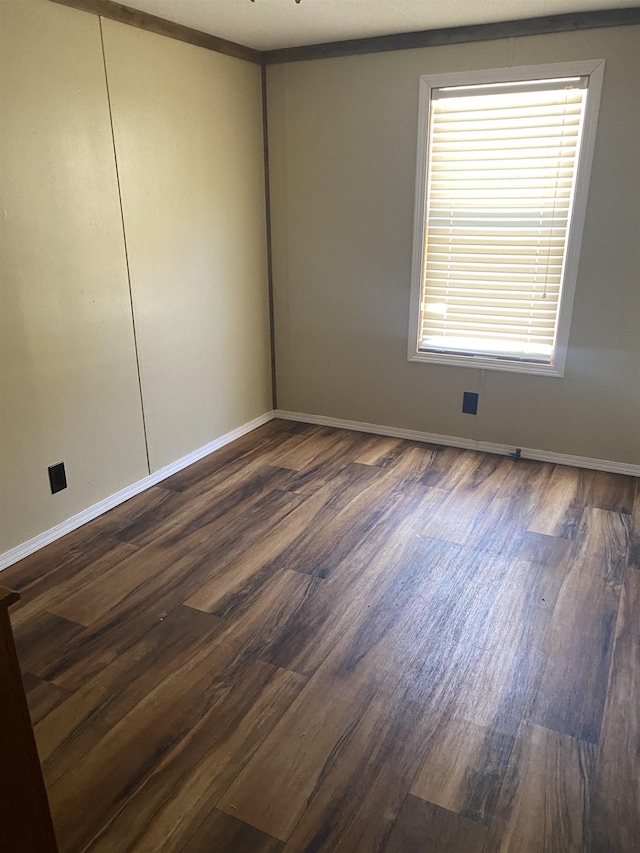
[{"xmin": 408, "ymin": 62, "xmax": 604, "ymax": 376}]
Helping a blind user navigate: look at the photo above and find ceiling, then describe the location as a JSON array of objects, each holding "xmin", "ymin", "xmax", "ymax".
[{"xmin": 120, "ymin": 1, "xmax": 639, "ymax": 51}]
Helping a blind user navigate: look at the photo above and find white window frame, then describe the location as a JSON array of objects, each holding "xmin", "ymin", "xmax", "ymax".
[{"xmin": 408, "ymin": 60, "xmax": 605, "ymax": 377}]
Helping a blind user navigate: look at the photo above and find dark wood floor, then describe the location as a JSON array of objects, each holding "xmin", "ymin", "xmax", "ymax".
[{"xmin": 3, "ymin": 419, "xmax": 639, "ymax": 852}]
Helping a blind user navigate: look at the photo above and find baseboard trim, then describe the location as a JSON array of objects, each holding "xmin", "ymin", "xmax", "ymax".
[
  {"xmin": 0, "ymin": 411, "xmax": 275, "ymax": 572},
  {"xmin": 275, "ymin": 409, "xmax": 640, "ymax": 477},
  {"xmin": 2, "ymin": 406, "xmax": 636, "ymax": 571}
]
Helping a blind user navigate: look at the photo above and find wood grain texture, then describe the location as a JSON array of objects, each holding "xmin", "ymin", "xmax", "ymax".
[
  {"xmin": 2, "ymin": 421, "xmax": 637, "ymax": 851},
  {"xmin": 257, "ymin": 487, "xmax": 448, "ymax": 679},
  {"xmin": 383, "ymin": 795, "xmax": 487, "ymax": 853},
  {"xmin": 182, "ymin": 810, "xmax": 283, "ymax": 853},
  {"xmin": 626, "ymin": 479, "xmax": 640, "ymax": 570},
  {"xmin": 8, "ymin": 540, "xmax": 140, "ymax": 631},
  {"xmin": 22, "ymin": 673, "xmax": 71, "ymax": 726},
  {"xmin": 4, "ymin": 536, "xmax": 138, "ymax": 630},
  {"xmin": 588, "ymin": 470, "xmax": 636, "ymax": 514},
  {"xmin": 588, "ymin": 568, "xmax": 640, "ymax": 853},
  {"xmin": 463, "ymin": 459, "xmax": 552, "ymax": 555},
  {"xmin": 410, "ymin": 717, "xmax": 515, "ymax": 825},
  {"xmin": 529, "ymin": 508, "xmax": 628, "ymax": 742},
  {"xmin": 486, "ymin": 722, "xmax": 596, "ymax": 852},
  {"xmin": 421, "ymin": 454, "xmax": 513, "ymax": 545},
  {"xmin": 35, "ymin": 607, "xmax": 225, "ymax": 786},
  {"xmin": 13, "ymin": 611, "xmax": 85, "ymax": 680},
  {"xmin": 48, "ymin": 632, "xmax": 255, "ymax": 851},
  {"xmin": 527, "ymin": 464, "xmax": 595, "ymax": 539},
  {"xmin": 218, "ymin": 676, "xmax": 427, "ymax": 850},
  {"xmin": 85, "ymin": 663, "xmax": 304, "ymax": 852}
]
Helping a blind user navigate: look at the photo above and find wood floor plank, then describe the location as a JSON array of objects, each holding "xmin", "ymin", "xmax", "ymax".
[
  {"xmin": 315, "ymin": 533, "xmax": 551, "ymax": 714},
  {"xmin": 114, "ymin": 464, "xmax": 295, "ymax": 549},
  {"xmin": 379, "ymin": 441, "xmax": 438, "ymax": 487},
  {"xmin": 40, "ymin": 495, "xmax": 301, "ymax": 689},
  {"xmin": 515, "ymin": 530, "xmax": 572, "ymax": 577},
  {"xmin": 3, "ymin": 424, "xmax": 635, "ymax": 852},
  {"xmin": 353, "ymin": 435, "xmax": 404, "ymax": 467},
  {"xmin": 156, "ymin": 418, "xmax": 298, "ymax": 494},
  {"xmin": 485, "ymin": 722, "xmax": 596, "ymax": 852},
  {"xmin": 50, "ymin": 540, "xmax": 197, "ymax": 627},
  {"xmin": 109, "ymin": 486, "xmax": 200, "ymax": 546},
  {"xmin": 46, "ymin": 633, "xmax": 260, "ymax": 852},
  {"xmin": 422, "ymin": 454, "xmax": 513, "ymax": 545},
  {"xmin": 3, "ymin": 534, "xmax": 137, "ymax": 629},
  {"xmin": 43, "ymin": 587, "xmax": 221, "ymax": 694},
  {"xmin": 626, "ymin": 479, "xmax": 640, "ymax": 570},
  {"xmin": 178, "ymin": 810, "xmax": 283, "ymax": 853},
  {"xmin": 588, "ymin": 568, "xmax": 640, "ymax": 852},
  {"xmin": 22, "ymin": 672, "xmax": 71, "ymax": 726},
  {"xmin": 35, "ymin": 607, "xmax": 224, "ymax": 786},
  {"xmin": 449, "ymin": 558, "xmax": 557, "ymax": 737},
  {"xmin": 383, "ymin": 795, "xmax": 488, "ymax": 853},
  {"xmin": 52, "ymin": 477, "xmax": 302, "ymax": 628},
  {"xmin": 464, "ymin": 459, "xmax": 552, "ymax": 554},
  {"xmin": 270, "ymin": 426, "xmax": 359, "ymax": 472},
  {"xmin": 219, "ymin": 675, "xmax": 434, "ymax": 851},
  {"xmin": 208, "ymin": 569, "xmax": 322, "ymax": 661},
  {"xmin": 8, "ymin": 540, "xmax": 140, "ymax": 631},
  {"xmin": 231, "ymin": 544, "xmax": 537, "ymax": 844},
  {"xmin": 217, "ymin": 675, "xmax": 379, "ymax": 842},
  {"xmin": 281, "ymin": 692, "xmax": 432, "ymax": 852},
  {"xmin": 256, "ymin": 470, "xmax": 405, "ymax": 580},
  {"xmin": 316, "ymin": 542, "xmax": 554, "ymax": 800},
  {"xmin": 587, "ymin": 470, "xmax": 636, "ymax": 514},
  {"xmin": 283, "ymin": 436, "xmax": 379, "ymax": 496},
  {"xmin": 304, "ymin": 535, "xmax": 473, "ymax": 701},
  {"xmin": 418, "ymin": 446, "xmax": 478, "ymax": 490},
  {"xmin": 410, "ymin": 717, "xmax": 515, "ymax": 825},
  {"xmin": 527, "ymin": 464, "xmax": 595, "ymax": 538},
  {"xmin": 529, "ymin": 509, "xmax": 627, "ymax": 742},
  {"xmin": 572, "ymin": 505, "xmax": 630, "ymax": 575},
  {"xmin": 48, "ymin": 487, "xmax": 304, "ymax": 640},
  {"xmin": 184, "ymin": 485, "xmax": 338, "ymax": 616},
  {"xmin": 85, "ymin": 663, "xmax": 304, "ymax": 853},
  {"xmin": 184, "ymin": 464, "xmax": 405, "ymax": 628},
  {"xmin": 258, "ymin": 486, "xmax": 447, "ymax": 679},
  {"xmin": 12, "ymin": 611, "xmax": 84, "ymax": 680}
]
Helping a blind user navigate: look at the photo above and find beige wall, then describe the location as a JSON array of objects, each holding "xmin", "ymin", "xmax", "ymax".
[
  {"xmin": 102, "ymin": 21, "xmax": 271, "ymax": 472},
  {"xmin": 0, "ymin": 0, "xmax": 148, "ymax": 552},
  {"xmin": 0, "ymin": 0, "xmax": 272, "ymax": 554},
  {"xmin": 267, "ymin": 27, "xmax": 640, "ymax": 464}
]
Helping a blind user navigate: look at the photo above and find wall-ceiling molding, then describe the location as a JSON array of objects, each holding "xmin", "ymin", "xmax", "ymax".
[
  {"xmin": 49, "ymin": 1, "xmax": 640, "ymax": 66},
  {"xmin": 49, "ymin": 0, "xmax": 264, "ymax": 64},
  {"xmin": 266, "ymin": 7, "xmax": 640, "ymax": 63}
]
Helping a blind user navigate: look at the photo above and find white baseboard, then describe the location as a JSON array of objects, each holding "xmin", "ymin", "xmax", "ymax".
[
  {"xmin": 0, "ymin": 411, "xmax": 275, "ymax": 572},
  {"xmin": 2, "ymin": 405, "xmax": 636, "ymax": 572},
  {"xmin": 275, "ymin": 409, "xmax": 640, "ymax": 477}
]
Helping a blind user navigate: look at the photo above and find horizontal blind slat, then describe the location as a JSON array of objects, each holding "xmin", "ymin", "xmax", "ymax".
[{"xmin": 419, "ymin": 79, "xmax": 586, "ymax": 361}]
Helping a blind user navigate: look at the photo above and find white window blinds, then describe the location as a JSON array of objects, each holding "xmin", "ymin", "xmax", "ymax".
[{"xmin": 418, "ymin": 77, "xmax": 588, "ymax": 363}]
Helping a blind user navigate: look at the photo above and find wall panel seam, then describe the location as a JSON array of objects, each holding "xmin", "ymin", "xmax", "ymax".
[
  {"xmin": 262, "ymin": 66, "xmax": 278, "ymax": 410},
  {"xmin": 98, "ymin": 17, "xmax": 151, "ymax": 474}
]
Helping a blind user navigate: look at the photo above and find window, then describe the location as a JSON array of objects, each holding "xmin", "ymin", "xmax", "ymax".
[{"xmin": 408, "ymin": 61, "xmax": 604, "ymax": 376}]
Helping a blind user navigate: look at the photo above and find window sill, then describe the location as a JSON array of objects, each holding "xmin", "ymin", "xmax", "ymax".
[{"xmin": 408, "ymin": 350, "xmax": 565, "ymax": 377}]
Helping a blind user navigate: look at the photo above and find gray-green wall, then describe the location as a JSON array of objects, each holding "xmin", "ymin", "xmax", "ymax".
[{"xmin": 267, "ymin": 26, "xmax": 640, "ymax": 464}]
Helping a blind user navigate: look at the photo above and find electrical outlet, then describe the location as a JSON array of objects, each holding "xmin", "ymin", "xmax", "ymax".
[
  {"xmin": 48, "ymin": 462, "xmax": 67, "ymax": 494},
  {"xmin": 462, "ymin": 391, "xmax": 479, "ymax": 415}
]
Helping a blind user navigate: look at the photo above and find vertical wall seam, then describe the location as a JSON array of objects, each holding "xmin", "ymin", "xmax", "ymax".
[
  {"xmin": 99, "ymin": 17, "xmax": 152, "ymax": 474},
  {"xmin": 262, "ymin": 64, "xmax": 278, "ymax": 410}
]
